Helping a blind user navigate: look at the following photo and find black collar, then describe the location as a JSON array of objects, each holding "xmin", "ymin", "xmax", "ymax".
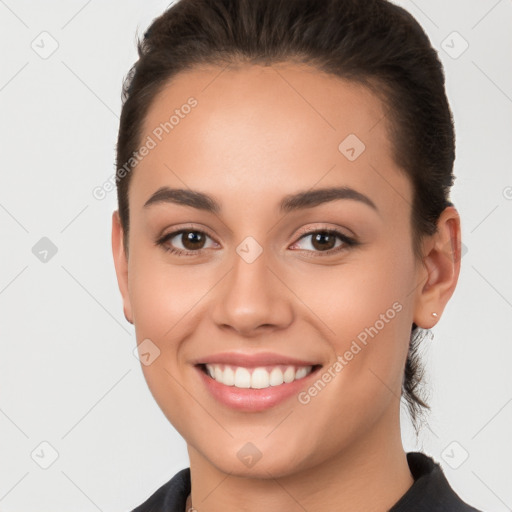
[
  {"xmin": 131, "ymin": 451, "xmax": 482, "ymax": 512},
  {"xmin": 389, "ymin": 452, "xmax": 481, "ymax": 511}
]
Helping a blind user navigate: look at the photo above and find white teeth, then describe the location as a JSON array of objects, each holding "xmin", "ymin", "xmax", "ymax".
[
  {"xmin": 283, "ymin": 366, "xmax": 295, "ymax": 383},
  {"xmin": 223, "ymin": 366, "xmax": 235, "ymax": 386},
  {"xmin": 295, "ymin": 367, "xmax": 308, "ymax": 380},
  {"xmin": 204, "ymin": 364, "xmax": 314, "ymax": 389},
  {"xmin": 251, "ymin": 368, "xmax": 269, "ymax": 389},
  {"xmin": 269, "ymin": 367, "xmax": 284, "ymax": 386},
  {"xmin": 234, "ymin": 367, "xmax": 251, "ymax": 388}
]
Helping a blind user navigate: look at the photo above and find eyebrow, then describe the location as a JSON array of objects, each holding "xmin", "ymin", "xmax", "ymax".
[{"xmin": 143, "ymin": 186, "xmax": 378, "ymax": 214}]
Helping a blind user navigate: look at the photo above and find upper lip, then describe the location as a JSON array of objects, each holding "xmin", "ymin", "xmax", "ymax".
[{"xmin": 192, "ymin": 351, "xmax": 322, "ymax": 368}]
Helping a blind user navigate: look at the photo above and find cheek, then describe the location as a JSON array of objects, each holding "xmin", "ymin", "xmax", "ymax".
[
  {"xmin": 127, "ymin": 255, "xmax": 207, "ymax": 437},
  {"xmin": 127, "ymin": 247, "xmax": 222, "ymax": 427},
  {"xmin": 128, "ymin": 244, "xmax": 213, "ymax": 338},
  {"xmin": 287, "ymin": 259, "xmax": 415, "ymax": 453},
  {"xmin": 293, "ymin": 239, "xmax": 415, "ymax": 341},
  {"xmin": 291, "ymin": 239, "xmax": 416, "ymax": 396}
]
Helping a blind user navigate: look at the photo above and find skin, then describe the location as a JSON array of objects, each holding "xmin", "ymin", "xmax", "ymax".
[{"xmin": 112, "ymin": 62, "xmax": 461, "ymax": 512}]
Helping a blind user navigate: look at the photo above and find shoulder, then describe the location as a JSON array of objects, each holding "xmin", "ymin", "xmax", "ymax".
[
  {"xmin": 129, "ymin": 467, "xmax": 191, "ymax": 512},
  {"xmin": 389, "ymin": 452, "xmax": 484, "ymax": 512}
]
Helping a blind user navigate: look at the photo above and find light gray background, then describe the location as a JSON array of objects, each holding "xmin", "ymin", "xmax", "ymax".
[{"xmin": 0, "ymin": 0, "xmax": 511, "ymax": 511}]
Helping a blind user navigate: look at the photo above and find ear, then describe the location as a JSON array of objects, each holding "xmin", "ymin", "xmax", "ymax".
[
  {"xmin": 413, "ymin": 206, "xmax": 462, "ymax": 329},
  {"xmin": 111, "ymin": 210, "xmax": 134, "ymax": 325}
]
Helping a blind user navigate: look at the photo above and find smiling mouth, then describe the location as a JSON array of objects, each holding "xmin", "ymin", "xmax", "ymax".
[{"xmin": 198, "ymin": 363, "xmax": 323, "ymax": 390}]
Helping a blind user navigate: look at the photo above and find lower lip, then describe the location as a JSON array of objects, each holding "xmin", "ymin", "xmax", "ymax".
[{"xmin": 196, "ymin": 365, "xmax": 321, "ymax": 411}]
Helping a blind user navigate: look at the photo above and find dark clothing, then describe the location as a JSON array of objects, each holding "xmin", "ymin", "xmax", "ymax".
[{"xmin": 130, "ymin": 451, "xmax": 482, "ymax": 511}]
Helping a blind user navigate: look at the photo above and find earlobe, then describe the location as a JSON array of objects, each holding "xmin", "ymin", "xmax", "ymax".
[
  {"xmin": 413, "ymin": 206, "xmax": 461, "ymax": 329},
  {"xmin": 111, "ymin": 210, "xmax": 134, "ymax": 325}
]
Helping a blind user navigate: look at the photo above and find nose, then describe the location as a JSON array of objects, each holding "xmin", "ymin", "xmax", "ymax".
[{"xmin": 210, "ymin": 247, "xmax": 294, "ymax": 337}]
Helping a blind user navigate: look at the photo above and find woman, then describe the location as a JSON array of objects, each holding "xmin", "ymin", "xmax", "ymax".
[{"xmin": 111, "ymin": 0, "xmax": 483, "ymax": 510}]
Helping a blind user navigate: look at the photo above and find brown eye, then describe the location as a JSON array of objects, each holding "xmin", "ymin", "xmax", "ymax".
[
  {"xmin": 179, "ymin": 230, "xmax": 207, "ymax": 250},
  {"xmin": 310, "ymin": 232, "xmax": 337, "ymax": 251},
  {"xmin": 156, "ymin": 228, "xmax": 219, "ymax": 256},
  {"xmin": 290, "ymin": 228, "xmax": 357, "ymax": 256}
]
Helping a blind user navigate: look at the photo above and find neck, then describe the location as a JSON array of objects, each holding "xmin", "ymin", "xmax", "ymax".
[{"xmin": 186, "ymin": 407, "xmax": 414, "ymax": 512}]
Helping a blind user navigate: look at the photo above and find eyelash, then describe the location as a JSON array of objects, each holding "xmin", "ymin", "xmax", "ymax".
[{"xmin": 155, "ymin": 225, "xmax": 359, "ymax": 258}]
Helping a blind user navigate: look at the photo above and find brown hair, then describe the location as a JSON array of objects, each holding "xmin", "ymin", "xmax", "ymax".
[{"xmin": 115, "ymin": 0, "xmax": 456, "ymax": 432}]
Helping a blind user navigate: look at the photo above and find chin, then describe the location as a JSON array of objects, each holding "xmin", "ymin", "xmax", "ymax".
[{"xmin": 197, "ymin": 439, "xmax": 317, "ymax": 480}]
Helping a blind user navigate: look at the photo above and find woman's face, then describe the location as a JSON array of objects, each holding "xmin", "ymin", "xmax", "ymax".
[{"xmin": 113, "ymin": 63, "xmax": 431, "ymax": 477}]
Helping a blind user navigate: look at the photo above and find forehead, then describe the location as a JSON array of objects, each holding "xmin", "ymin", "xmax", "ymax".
[
  {"xmin": 131, "ymin": 62, "xmax": 410, "ymax": 217},
  {"xmin": 141, "ymin": 62, "xmax": 390, "ymax": 150}
]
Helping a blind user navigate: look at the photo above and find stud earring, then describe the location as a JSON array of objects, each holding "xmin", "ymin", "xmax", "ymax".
[{"xmin": 432, "ymin": 312, "xmax": 438, "ymax": 318}]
